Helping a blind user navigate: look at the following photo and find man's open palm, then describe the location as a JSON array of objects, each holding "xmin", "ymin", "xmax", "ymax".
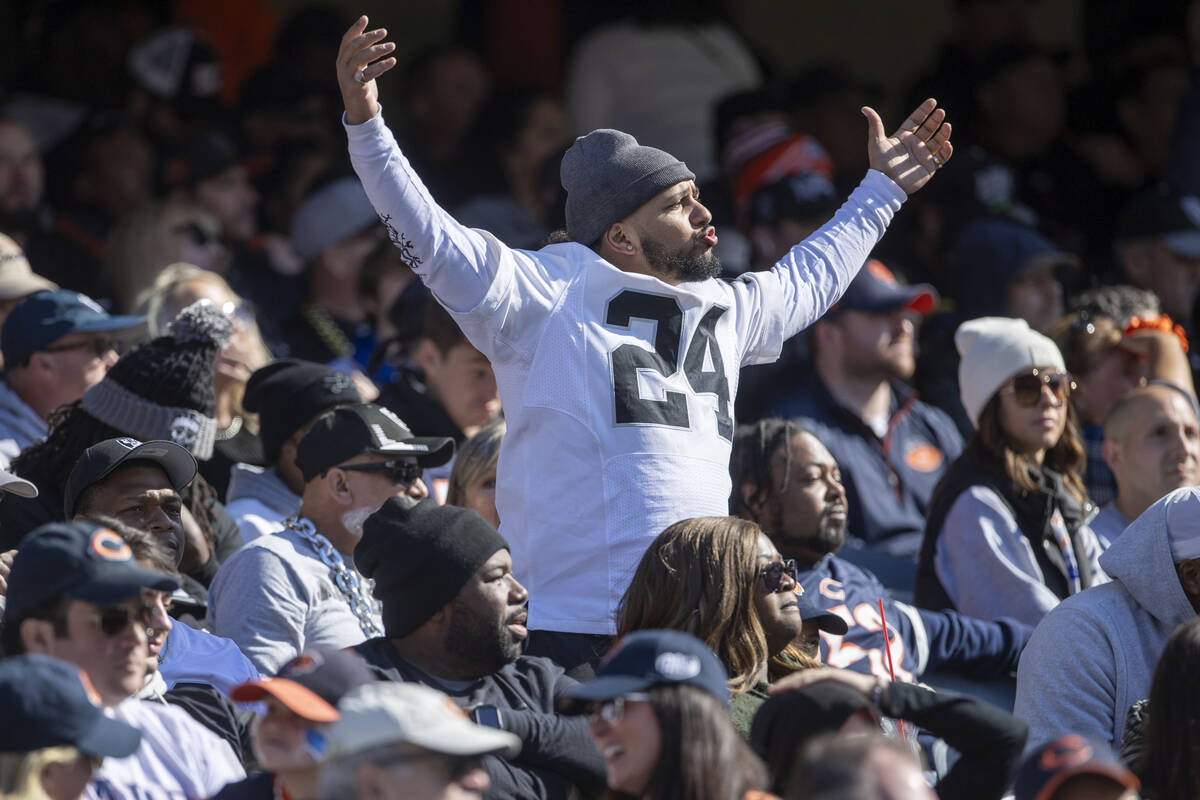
[{"xmin": 863, "ymin": 98, "xmax": 952, "ymax": 195}]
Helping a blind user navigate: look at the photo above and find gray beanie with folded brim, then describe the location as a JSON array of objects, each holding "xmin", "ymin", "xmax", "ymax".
[
  {"xmin": 561, "ymin": 129, "xmax": 695, "ymax": 246},
  {"xmin": 956, "ymin": 316, "xmax": 1066, "ymax": 429}
]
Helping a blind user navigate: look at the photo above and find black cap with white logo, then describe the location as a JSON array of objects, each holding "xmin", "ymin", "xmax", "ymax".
[
  {"xmin": 63, "ymin": 437, "xmax": 197, "ymax": 518},
  {"xmin": 295, "ymin": 403, "xmax": 455, "ymax": 482}
]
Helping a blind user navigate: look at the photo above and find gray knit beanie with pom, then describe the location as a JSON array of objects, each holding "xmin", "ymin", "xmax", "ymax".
[
  {"xmin": 80, "ymin": 300, "xmax": 233, "ymax": 459},
  {"xmin": 560, "ymin": 129, "xmax": 695, "ymax": 246}
]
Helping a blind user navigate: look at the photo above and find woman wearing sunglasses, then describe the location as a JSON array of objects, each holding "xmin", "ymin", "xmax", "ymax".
[
  {"xmin": 561, "ymin": 628, "xmax": 775, "ymax": 800},
  {"xmin": 915, "ymin": 317, "xmax": 1106, "ymax": 627},
  {"xmin": 617, "ymin": 516, "xmax": 847, "ymax": 738}
]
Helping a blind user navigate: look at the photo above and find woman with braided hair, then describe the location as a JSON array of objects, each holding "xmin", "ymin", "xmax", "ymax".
[{"xmin": 0, "ymin": 302, "xmax": 245, "ymax": 597}]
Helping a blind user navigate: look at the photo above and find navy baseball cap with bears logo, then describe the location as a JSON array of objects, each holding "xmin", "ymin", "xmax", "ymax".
[
  {"xmin": 0, "ymin": 654, "xmax": 142, "ymax": 756},
  {"xmin": 560, "ymin": 629, "xmax": 730, "ymax": 710},
  {"xmin": 827, "ymin": 259, "xmax": 939, "ymax": 317},
  {"xmin": 1, "ymin": 289, "xmax": 143, "ymax": 368},
  {"xmin": 1014, "ymin": 734, "xmax": 1139, "ymax": 800},
  {"xmin": 3, "ymin": 520, "xmax": 179, "ymax": 624},
  {"xmin": 63, "ymin": 437, "xmax": 197, "ymax": 518},
  {"xmin": 231, "ymin": 648, "xmax": 376, "ymax": 723},
  {"xmin": 295, "ymin": 403, "xmax": 455, "ymax": 482}
]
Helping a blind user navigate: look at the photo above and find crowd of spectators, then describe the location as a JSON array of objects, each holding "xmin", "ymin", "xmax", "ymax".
[{"xmin": 0, "ymin": 0, "xmax": 1198, "ymax": 798}]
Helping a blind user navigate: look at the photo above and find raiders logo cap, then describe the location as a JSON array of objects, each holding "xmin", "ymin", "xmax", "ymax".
[
  {"xmin": 63, "ymin": 437, "xmax": 197, "ymax": 518},
  {"xmin": 295, "ymin": 403, "xmax": 455, "ymax": 482}
]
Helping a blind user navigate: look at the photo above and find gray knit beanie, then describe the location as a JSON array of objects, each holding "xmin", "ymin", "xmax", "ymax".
[{"xmin": 561, "ymin": 129, "xmax": 695, "ymax": 246}]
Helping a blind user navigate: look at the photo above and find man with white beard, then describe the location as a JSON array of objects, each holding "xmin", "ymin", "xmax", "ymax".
[{"xmin": 209, "ymin": 403, "xmax": 452, "ymax": 672}]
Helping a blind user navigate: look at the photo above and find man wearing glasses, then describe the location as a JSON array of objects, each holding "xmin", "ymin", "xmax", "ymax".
[
  {"xmin": 0, "ymin": 289, "xmax": 142, "ymax": 469},
  {"xmin": 0, "ymin": 519, "xmax": 245, "ymax": 798},
  {"xmin": 209, "ymin": 403, "xmax": 453, "ymax": 673}
]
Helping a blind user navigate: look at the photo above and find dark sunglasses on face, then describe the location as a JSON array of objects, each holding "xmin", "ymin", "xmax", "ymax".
[
  {"xmin": 98, "ymin": 602, "xmax": 155, "ymax": 637},
  {"xmin": 41, "ymin": 337, "xmax": 115, "ymax": 359},
  {"xmin": 339, "ymin": 459, "xmax": 423, "ymax": 486},
  {"xmin": 759, "ymin": 558, "xmax": 800, "ymax": 593},
  {"xmin": 1004, "ymin": 370, "xmax": 1076, "ymax": 408},
  {"xmin": 588, "ymin": 692, "xmax": 653, "ymax": 726}
]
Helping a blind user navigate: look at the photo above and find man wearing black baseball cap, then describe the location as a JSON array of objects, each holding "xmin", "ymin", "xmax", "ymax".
[
  {"xmin": 1116, "ymin": 183, "xmax": 1200, "ymax": 335},
  {"xmin": 350, "ymin": 496, "xmax": 605, "ymax": 800},
  {"xmin": 0, "ymin": 653, "xmax": 142, "ymax": 798},
  {"xmin": 227, "ymin": 359, "xmax": 362, "ymax": 545},
  {"xmin": 210, "ymin": 403, "xmax": 452, "ymax": 674},
  {"xmin": 0, "ymin": 289, "xmax": 142, "ymax": 469},
  {"xmin": 1, "ymin": 519, "xmax": 245, "ymax": 797},
  {"xmin": 770, "ymin": 260, "xmax": 961, "ymax": 560}
]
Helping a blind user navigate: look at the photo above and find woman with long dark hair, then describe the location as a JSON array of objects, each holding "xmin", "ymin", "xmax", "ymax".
[
  {"xmin": 617, "ymin": 516, "xmax": 845, "ymax": 736},
  {"xmin": 1138, "ymin": 617, "xmax": 1200, "ymax": 800},
  {"xmin": 915, "ymin": 317, "xmax": 1106, "ymax": 626},
  {"xmin": 562, "ymin": 629, "xmax": 774, "ymax": 800}
]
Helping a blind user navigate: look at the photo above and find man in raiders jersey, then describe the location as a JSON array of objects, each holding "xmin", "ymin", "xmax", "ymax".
[{"xmin": 337, "ymin": 16, "xmax": 954, "ymax": 673}]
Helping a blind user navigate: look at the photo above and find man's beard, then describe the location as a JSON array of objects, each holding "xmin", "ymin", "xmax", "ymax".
[
  {"xmin": 642, "ymin": 235, "xmax": 721, "ymax": 282},
  {"xmin": 341, "ymin": 506, "xmax": 375, "ymax": 540},
  {"xmin": 444, "ymin": 599, "xmax": 525, "ymax": 675},
  {"xmin": 768, "ymin": 502, "xmax": 847, "ymax": 558}
]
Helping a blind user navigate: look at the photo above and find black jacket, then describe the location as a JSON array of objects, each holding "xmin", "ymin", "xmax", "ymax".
[{"xmin": 354, "ymin": 637, "xmax": 606, "ymax": 800}]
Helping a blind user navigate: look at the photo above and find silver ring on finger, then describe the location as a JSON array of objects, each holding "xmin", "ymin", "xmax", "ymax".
[
  {"xmin": 931, "ymin": 153, "xmax": 942, "ymax": 168},
  {"xmin": 354, "ymin": 69, "xmax": 367, "ymax": 84}
]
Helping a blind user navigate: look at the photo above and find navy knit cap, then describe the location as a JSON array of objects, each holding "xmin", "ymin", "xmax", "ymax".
[
  {"xmin": 561, "ymin": 129, "xmax": 695, "ymax": 246},
  {"xmin": 355, "ymin": 497, "xmax": 508, "ymax": 638}
]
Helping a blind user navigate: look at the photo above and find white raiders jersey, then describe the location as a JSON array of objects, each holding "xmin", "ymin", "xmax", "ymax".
[{"xmin": 348, "ymin": 112, "xmax": 905, "ymax": 634}]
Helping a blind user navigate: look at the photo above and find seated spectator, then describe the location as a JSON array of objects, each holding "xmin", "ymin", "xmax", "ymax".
[
  {"xmin": 210, "ymin": 403, "xmax": 446, "ymax": 673},
  {"xmin": 1095, "ymin": 386, "xmax": 1200, "ymax": 547},
  {"xmin": 1050, "ymin": 306, "xmax": 1194, "ymax": 507},
  {"xmin": 0, "ymin": 289, "xmax": 141, "ymax": 469},
  {"xmin": 216, "ymin": 649, "xmax": 376, "ymax": 800},
  {"xmin": 352, "ymin": 497, "xmax": 605, "ymax": 799},
  {"xmin": 445, "ymin": 416, "xmax": 504, "ymax": 524},
  {"xmin": 1, "ymin": 519, "xmax": 244, "ymax": 796},
  {"xmin": 560, "ymin": 629, "xmax": 771, "ymax": 800},
  {"xmin": 0, "ymin": 654, "xmax": 142, "ymax": 800},
  {"xmin": 785, "ymin": 733, "xmax": 934, "ymax": 800},
  {"xmin": 0, "ymin": 120, "xmax": 47, "ymax": 249},
  {"xmin": 280, "ymin": 175, "xmax": 383, "ymax": 369},
  {"xmin": 319, "ymin": 682, "xmax": 520, "ymax": 800},
  {"xmin": 226, "ymin": 359, "xmax": 362, "ymax": 543},
  {"xmin": 754, "ymin": 668, "xmax": 1027, "ymax": 800},
  {"xmin": 377, "ymin": 300, "xmax": 501, "ymax": 463},
  {"xmin": 0, "ymin": 301, "xmax": 244, "ymax": 582},
  {"xmin": 1013, "ymin": 487, "xmax": 1200, "ymax": 751},
  {"xmin": 1131, "ymin": 617, "xmax": 1200, "ymax": 800},
  {"xmin": 916, "ymin": 220, "xmax": 1077, "ymax": 433},
  {"xmin": 731, "ymin": 420, "xmax": 1030, "ymax": 684},
  {"xmin": 770, "ymin": 261, "xmax": 960, "ymax": 558},
  {"xmin": 616, "ymin": 515, "xmax": 843, "ymax": 737},
  {"xmin": 1114, "ymin": 184, "xmax": 1200, "ymax": 340},
  {"xmin": 137, "ymin": 264, "xmax": 275, "ymax": 499},
  {"xmin": 915, "ymin": 318, "xmax": 1106, "ymax": 626},
  {"xmin": 66, "ymin": 438, "xmax": 258, "ymax": 690},
  {"xmin": 1013, "ymin": 735, "xmax": 1140, "ymax": 800},
  {"xmin": 0, "ymin": 233, "xmax": 57, "ymax": 368}
]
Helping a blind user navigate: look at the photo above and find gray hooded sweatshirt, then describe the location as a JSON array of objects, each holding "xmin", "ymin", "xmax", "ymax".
[
  {"xmin": 0, "ymin": 379, "xmax": 46, "ymax": 469},
  {"xmin": 1013, "ymin": 487, "xmax": 1198, "ymax": 751}
]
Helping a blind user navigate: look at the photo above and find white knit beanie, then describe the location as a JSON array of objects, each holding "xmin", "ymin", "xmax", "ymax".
[{"xmin": 956, "ymin": 317, "xmax": 1066, "ymax": 429}]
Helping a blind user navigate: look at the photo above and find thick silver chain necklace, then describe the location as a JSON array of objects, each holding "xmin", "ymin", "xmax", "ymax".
[{"xmin": 283, "ymin": 515, "xmax": 383, "ymax": 639}]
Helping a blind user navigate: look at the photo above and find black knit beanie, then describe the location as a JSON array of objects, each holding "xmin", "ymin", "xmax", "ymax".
[
  {"xmin": 355, "ymin": 497, "xmax": 509, "ymax": 638},
  {"xmin": 749, "ymin": 682, "xmax": 882, "ymax": 779},
  {"xmin": 81, "ymin": 301, "xmax": 232, "ymax": 460},
  {"xmin": 242, "ymin": 359, "xmax": 362, "ymax": 465}
]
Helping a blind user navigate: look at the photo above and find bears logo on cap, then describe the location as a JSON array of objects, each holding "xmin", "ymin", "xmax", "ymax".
[
  {"xmin": 89, "ymin": 529, "xmax": 132, "ymax": 562},
  {"xmin": 286, "ymin": 651, "xmax": 325, "ymax": 676}
]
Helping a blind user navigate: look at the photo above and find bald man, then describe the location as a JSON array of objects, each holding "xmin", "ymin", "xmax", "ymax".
[{"xmin": 1096, "ymin": 385, "xmax": 1200, "ymax": 546}]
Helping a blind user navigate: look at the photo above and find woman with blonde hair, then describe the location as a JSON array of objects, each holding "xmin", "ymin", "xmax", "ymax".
[
  {"xmin": 103, "ymin": 200, "xmax": 228, "ymax": 313},
  {"xmin": 445, "ymin": 416, "xmax": 504, "ymax": 526},
  {"xmin": 0, "ymin": 655, "xmax": 142, "ymax": 800},
  {"xmin": 618, "ymin": 516, "xmax": 846, "ymax": 737},
  {"xmin": 135, "ymin": 263, "xmax": 273, "ymax": 498}
]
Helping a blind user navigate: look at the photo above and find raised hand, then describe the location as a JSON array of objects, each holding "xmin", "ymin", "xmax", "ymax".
[
  {"xmin": 337, "ymin": 15, "xmax": 397, "ymax": 126},
  {"xmin": 862, "ymin": 98, "xmax": 952, "ymax": 196}
]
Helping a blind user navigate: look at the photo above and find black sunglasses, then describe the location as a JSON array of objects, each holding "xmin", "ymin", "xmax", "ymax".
[
  {"xmin": 98, "ymin": 602, "xmax": 154, "ymax": 637},
  {"xmin": 41, "ymin": 337, "xmax": 116, "ymax": 359},
  {"xmin": 1004, "ymin": 370, "xmax": 1076, "ymax": 408},
  {"xmin": 759, "ymin": 559, "xmax": 800, "ymax": 594},
  {"xmin": 339, "ymin": 460, "xmax": 423, "ymax": 486}
]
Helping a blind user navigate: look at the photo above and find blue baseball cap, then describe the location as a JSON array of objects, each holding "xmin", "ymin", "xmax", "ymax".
[
  {"xmin": 1015, "ymin": 735, "xmax": 1139, "ymax": 800},
  {"xmin": 829, "ymin": 259, "xmax": 938, "ymax": 317},
  {"xmin": 0, "ymin": 654, "xmax": 142, "ymax": 756},
  {"xmin": 796, "ymin": 592, "xmax": 848, "ymax": 635},
  {"xmin": 3, "ymin": 520, "xmax": 178, "ymax": 624},
  {"xmin": 561, "ymin": 629, "xmax": 730, "ymax": 710},
  {"xmin": 1, "ymin": 289, "xmax": 143, "ymax": 368},
  {"xmin": 232, "ymin": 648, "xmax": 375, "ymax": 723}
]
